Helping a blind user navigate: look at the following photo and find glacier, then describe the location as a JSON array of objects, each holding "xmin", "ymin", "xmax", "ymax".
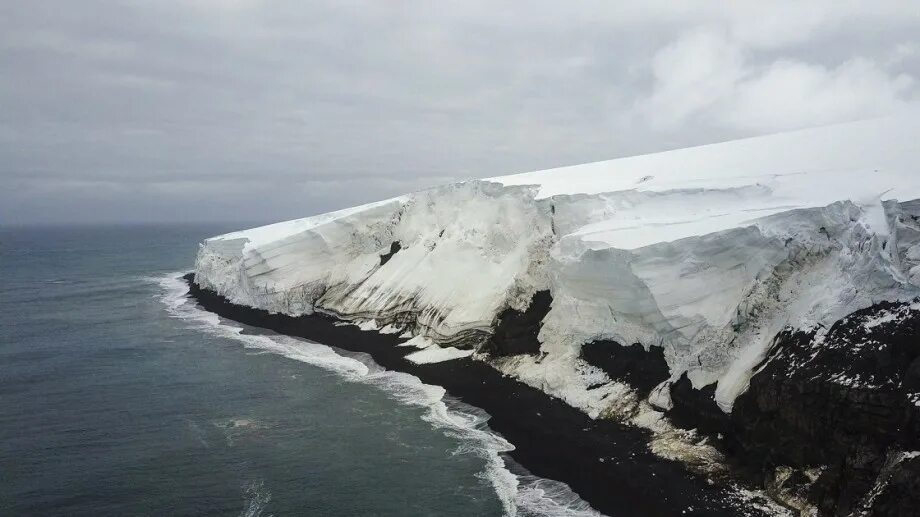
[
  {"xmin": 193, "ymin": 111, "xmax": 920, "ymax": 514},
  {"xmin": 196, "ymin": 112, "xmax": 920, "ymax": 411}
]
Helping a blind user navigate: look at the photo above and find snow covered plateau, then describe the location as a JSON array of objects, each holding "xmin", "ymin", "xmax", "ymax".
[{"xmin": 194, "ymin": 112, "xmax": 920, "ymax": 515}]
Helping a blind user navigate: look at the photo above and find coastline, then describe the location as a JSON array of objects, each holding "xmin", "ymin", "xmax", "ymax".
[{"xmin": 184, "ymin": 274, "xmax": 761, "ymax": 517}]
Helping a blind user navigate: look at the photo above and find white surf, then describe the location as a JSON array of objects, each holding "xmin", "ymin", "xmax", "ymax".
[{"xmin": 156, "ymin": 273, "xmax": 600, "ymax": 517}]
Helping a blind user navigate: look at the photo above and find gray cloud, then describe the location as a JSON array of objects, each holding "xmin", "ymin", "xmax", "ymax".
[{"xmin": 2, "ymin": 1, "xmax": 919, "ymax": 224}]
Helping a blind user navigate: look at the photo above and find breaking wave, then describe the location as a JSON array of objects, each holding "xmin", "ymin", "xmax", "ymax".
[
  {"xmin": 155, "ymin": 272, "xmax": 599, "ymax": 517},
  {"xmin": 239, "ymin": 480, "xmax": 271, "ymax": 517}
]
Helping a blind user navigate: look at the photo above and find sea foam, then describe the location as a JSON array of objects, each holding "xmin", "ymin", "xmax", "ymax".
[{"xmin": 156, "ymin": 273, "xmax": 599, "ymax": 517}]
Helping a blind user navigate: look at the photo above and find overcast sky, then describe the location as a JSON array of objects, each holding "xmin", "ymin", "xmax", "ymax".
[{"xmin": 2, "ymin": 1, "xmax": 919, "ymax": 225}]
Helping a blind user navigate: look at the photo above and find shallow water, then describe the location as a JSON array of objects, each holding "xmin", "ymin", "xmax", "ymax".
[{"xmin": 0, "ymin": 225, "xmax": 524, "ymax": 516}]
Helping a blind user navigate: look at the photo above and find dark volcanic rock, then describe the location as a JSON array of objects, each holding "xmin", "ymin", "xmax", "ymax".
[
  {"xmin": 482, "ymin": 290, "xmax": 552, "ymax": 357},
  {"xmin": 867, "ymin": 454, "xmax": 920, "ymax": 517},
  {"xmin": 668, "ymin": 373, "xmax": 733, "ymax": 443},
  {"xmin": 581, "ymin": 341, "xmax": 670, "ymax": 396},
  {"xmin": 667, "ymin": 299, "xmax": 920, "ymax": 516},
  {"xmin": 379, "ymin": 241, "xmax": 401, "ymax": 266}
]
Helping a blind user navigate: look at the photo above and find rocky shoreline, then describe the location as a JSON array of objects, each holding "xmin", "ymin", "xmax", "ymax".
[
  {"xmin": 186, "ymin": 273, "xmax": 919, "ymax": 516},
  {"xmin": 185, "ymin": 274, "xmax": 762, "ymax": 516}
]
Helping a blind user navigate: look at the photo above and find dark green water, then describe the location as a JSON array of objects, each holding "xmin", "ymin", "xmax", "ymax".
[{"xmin": 0, "ymin": 225, "xmax": 522, "ymax": 516}]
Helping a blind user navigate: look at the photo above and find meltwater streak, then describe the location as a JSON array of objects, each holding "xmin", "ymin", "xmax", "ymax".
[{"xmin": 155, "ymin": 273, "xmax": 599, "ymax": 517}]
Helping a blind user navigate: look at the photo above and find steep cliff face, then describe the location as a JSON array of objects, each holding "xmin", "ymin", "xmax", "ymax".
[
  {"xmin": 663, "ymin": 299, "xmax": 920, "ymax": 514},
  {"xmin": 196, "ymin": 181, "xmax": 554, "ymax": 348},
  {"xmin": 194, "ymin": 112, "xmax": 920, "ymax": 514}
]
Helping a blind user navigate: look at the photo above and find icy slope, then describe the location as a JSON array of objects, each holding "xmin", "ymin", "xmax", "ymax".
[{"xmin": 195, "ymin": 111, "xmax": 920, "ymax": 417}]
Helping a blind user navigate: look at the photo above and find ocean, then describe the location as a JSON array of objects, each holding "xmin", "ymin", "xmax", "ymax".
[{"xmin": 1, "ymin": 224, "xmax": 585, "ymax": 516}]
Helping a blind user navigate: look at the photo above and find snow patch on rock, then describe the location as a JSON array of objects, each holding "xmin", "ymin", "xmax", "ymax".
[{"xmin": 406, "ymin": 346, "xmax": 475, "ymax": 364}]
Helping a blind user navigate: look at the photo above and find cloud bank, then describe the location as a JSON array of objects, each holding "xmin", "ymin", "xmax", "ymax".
[{"xmin": 2, "ymin": 1, "xmax": 918, "ymax": 224}]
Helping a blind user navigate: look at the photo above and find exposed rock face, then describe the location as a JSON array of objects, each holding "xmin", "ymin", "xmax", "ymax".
[
  {"xmin": 482, "ymin": 290, "xmax": 552, "ymax": 357},
  {"xmin": 667, "ymin": 300, "xmax": 920, "ymax": 516},
  {"xmin": 379, "ymin": 240, "xmax": 401, "ymax": 266},
  {"xmin": 668, "ymin": 373, "xmax": 732, "ymax": 441},
  {"xmin": 580, "ymin": 341, "xmax": 670, "ymax": 397},
  {"xmin": 865, "ymin": 454, "xmax": 920, "ymax": 517}
]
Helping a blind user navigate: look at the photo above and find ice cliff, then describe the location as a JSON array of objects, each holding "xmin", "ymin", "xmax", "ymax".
[
  {"xmin": 195, "ymin": 112, "xmax": 920, "ymax": 513},
  {"xmin": 196, "ymin": 112, "xmax": 920, "ymax": 411}
]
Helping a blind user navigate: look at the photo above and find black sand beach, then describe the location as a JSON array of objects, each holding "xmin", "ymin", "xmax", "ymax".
[{"xmin": 185, "ymin": 274, "xmax": 759, "ymax": 517}]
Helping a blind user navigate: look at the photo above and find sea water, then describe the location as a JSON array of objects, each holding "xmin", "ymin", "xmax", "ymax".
[{"xmin": 0, "ymin": 224, "xmax": 594, "ymax": 516}]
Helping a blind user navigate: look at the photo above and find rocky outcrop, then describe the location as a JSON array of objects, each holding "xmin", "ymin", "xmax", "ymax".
[
  {"xmin": 482, "ymin": 290, "xmax": 552, "ymax": 357},
  {"xmin": 667, "ymin": 300, "xmax": 920, "ymax": 515},
  {"xmin": 580, "ymin": 341, "xmax": 670, "ymax": 397},
  {"xmin": 379, "ymin": 240, "xmax": 401, "ymax": 266},
  {"xmin": 864, "ymin": 454, "xmax": 920, "ymax": 517}
]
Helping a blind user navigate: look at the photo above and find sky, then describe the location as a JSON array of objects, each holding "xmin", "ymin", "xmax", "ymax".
[{"xmin": 2, "ymin": 1, "xmax": 919, "ymax": 225}]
